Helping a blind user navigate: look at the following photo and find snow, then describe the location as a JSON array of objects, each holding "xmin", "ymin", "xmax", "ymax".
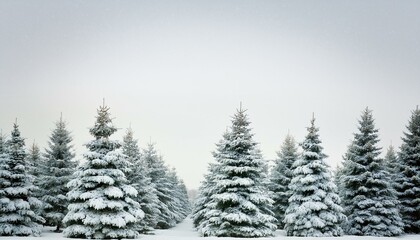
[{"xmin": 1, "ymin": 217, "xmax": 418, "ymax": 240}]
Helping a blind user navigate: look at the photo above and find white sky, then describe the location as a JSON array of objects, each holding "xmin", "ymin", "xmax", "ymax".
[{"xmin": 1, "ymin": 1, "xmax": 419, "ymax": 189}]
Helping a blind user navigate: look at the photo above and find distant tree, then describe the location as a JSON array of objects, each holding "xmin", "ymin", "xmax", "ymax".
[
  {"xmin": 396, "ymin": 107, "xmax": 420, "ymax": 233},
  {"xmin": 122, "ymin": 128, "xmax": 160, "ymax": 234},
  {"xmin": 26, "ymin": 142, "xmax": 43, "ymax": 180},
  {"xmin": 63, "ymin": 104, "xmax": 143, "ymax": 239},
  {"xmin": 197, "ymin": 107, "xmax": 276, "ymax": 237},
  {"xmin": 284, "ymin": 116, "xmax": 345, "ymax": 237},
  {"xmin": 339, "ymin": 108, "xmax": 403, "ymax": 236},
  {"xmin": 38, "ymin": 116, "xmax": 77, "ymax": 232},
  {"xmin": 142, "ymin": 143, "xmax": 176, "ymax": 229},
  {"xmin": 269, "ymin": 134, "xmax": 298, "ymax": 228},
  {"xmin": 0, "ymin": 123, "xmax": 44, "ymax": 236}
]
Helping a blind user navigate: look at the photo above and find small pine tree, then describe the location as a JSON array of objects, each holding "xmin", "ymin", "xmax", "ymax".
[
  {"xmin": 63, "ymin": 104, "xmax": 144, "ymax": 239},
  {"xmin": 284, "ymin": 116, "xmax": 345, "ymax": 237},
  {"xmin": 340, "ymin": 108, "xmax": 403, "ymax": 236},
  {"xmin": 122, "ymin": 128, "xmax": 160, "ymax": 234},
  {"xmin": 198, "ymin": 107, "xmax": 276, "ymax": 237},
  {"xmin": 397, "ymin": 107, "xmax": 420, "ymax": 233},
  {"xmin": 38, "ymin": 116, "xmax": 77, "ymax": 232},
  {"xmin": 269, "ymin": 134, "xmax": 298, "ymax": 229},
  {"xmin": 0, "ymin": 123, "xmax": 44, "ymax": 236},
  {"xmin": 142, "ymin": 143, "xmax": 176, "ymax": 229},
  {"xmin": 26, "ymin": 142, "xmax": 43, "ymax": 180}
]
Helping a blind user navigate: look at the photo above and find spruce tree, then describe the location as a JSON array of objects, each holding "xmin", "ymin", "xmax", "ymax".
[
  {"xmin": 340, "ymin": 108, "xmax": 403, "ymax": 236},
  {"xmin": 26, "ymin": 142, "xmax": 43, "ymax": 180},
  {"xmin": 284, "ymin": 116, "xmax": 345, "ymax": 237},
  {"xmin": 63, "ymin": 104, "xmax": 144, "ymax": 239},
  {"xmin": 0, "ymin": 123, "xmax": 43, "ymax": 236},
  {"xmin": 122, "ymin": 128, "xmax": 159, "ymax": 234},
  {"xmin": 397, "ymin": 107, "xmax": 420, "ymax": 233},
  {"xmin": 38, "ymin": 116, "xmax": 77, "ymax": 232},
  {"xmin": 198, "ymin": 107, "xmax": 276, "ymax": 237},
  {"xmin": 269, "ymin": 134, "xmax": 298, "ymax": 229},
  {"xmin": 142, "ymin": 143, "xmax": 176, "ymax": 229}
]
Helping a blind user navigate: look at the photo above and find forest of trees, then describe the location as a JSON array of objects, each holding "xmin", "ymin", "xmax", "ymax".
[
  {"xmin": 0, "ymin": 104, "xmax": 190, "ymax": 238},
  {"xmin": 0, "ymin": 104, "xmax": 419, "ymax": 238},
  {"xmin": 192, "ymin": 106, "xmax": 420, "ymax": 238}
]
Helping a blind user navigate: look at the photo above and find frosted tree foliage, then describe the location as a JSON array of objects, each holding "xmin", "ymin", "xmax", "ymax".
[
  {"xmin": 284, "ymin": 116, "xmax": 345, "ymax": 237},
  {"xmin": 340, "ymin": 108, "xmax": 403, "ymax": 236},
  {"xmin": 0, "ymin": 123, "xmax": 43, "ymax": 236},
  {"xmin": 397, "ymin": 107, "xmax": 420, "ymax": 233},
  {"xmin": 38, "ymin": 116, "xmax": 77, "ymax": 232},
  {"xmin": 198, "ymin": 108, "xmax": 276, "ymax": 238},
  {"xmin": 122, "ymin": 128, "xmax": 160, "ymax": 234},
  {"xmin": 269, "ymin": 134, "xmax": 298, "ymax": 229},
  {"xmin": 63, "ymin": 105, "xmax": 144, "ymax": 239},
  {"xmin": 142, "ymin": 143, "xmax": 177, "ymax": 229},
  {"xmin": 26, "ymin": 142, "xmax": 43, "ymax": 181}
]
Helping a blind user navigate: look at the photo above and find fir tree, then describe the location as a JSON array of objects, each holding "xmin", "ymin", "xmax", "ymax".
[
  {"xmin": 38, "ymin": 116, "xmax": 77, "ymax": 232},
  {"xmin": 26, "ymin": 142, "xmax": 43, "ymax": 180},
  {"xmin": 122, "ymin": 128, "xmax": 160, "ymax": 234},
  {"xmin": 0, "ymin": 123, "xmax": 43, "ymax": 236},
  {"xmin": 284, "ymin": 116, "xmax": 345, "ymax": 237},
  {"xmin": 340, "ymin": 108, "xmax": 403, "ymax": 236},
  {"xmin": 198, "ymin": 107, "xmax": 276, "ymax": 237},
  {"xmin": 63, "ymin": 104, "xmax": 144, "ymax": 239},
  {"xmin": 142, "ymin": 143, "xmax": 176, "ymax": 229},
  {"xmin": 192, "ymin": 164, "xmax": 218, "ymax": 228},
  {"xmin": 269, "ymin": 134, "xmax": 298, "ymax": 229},
  {"xmin": 397, "ymin": 107, "xmax": 420, "ymax": 233}
]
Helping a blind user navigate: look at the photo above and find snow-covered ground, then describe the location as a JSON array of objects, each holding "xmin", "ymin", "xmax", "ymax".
[{"xmin": 2, "ymin": 217, "xmax": 419, "ymax": 240}]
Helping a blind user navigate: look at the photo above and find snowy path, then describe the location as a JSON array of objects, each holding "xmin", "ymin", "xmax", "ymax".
[{"xmin": 1, "ymin": 217, "xmax": 419, "ymax": 239}]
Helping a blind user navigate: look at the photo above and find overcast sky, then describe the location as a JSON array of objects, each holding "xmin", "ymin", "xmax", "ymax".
[{"xmin": 1, "ymin": 0, "xmax": 419, "ymax": 189}]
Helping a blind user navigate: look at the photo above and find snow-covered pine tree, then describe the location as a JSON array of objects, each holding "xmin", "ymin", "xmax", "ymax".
[
  {"xmin": 26, "ymin": 142, "xmax": 43, "ymax": 181},
  {"xmin": 269, "ymin": 134, "xmax": 298, "ymax": 229},
  {"xmin": 199, "ymin": 107, "xmax": 276, "ymax": 237},
  {"xmin": 397, "ymin": 106, "xmax": 420, "ymax": 233},
  {"xmin": 142, "ymin": 143, "xmax": 176, "ymax": 229},
  {"xmin": 192, "ymin": 165, "xmax": 218, "ymax": 228},
  {"xmin": 166, "ymin": 168, "xmax": 191, "ymax": 223},
  {"xmin": 340, "ymin": 108, "xmax": 403, "ymax": 236},
  {"xmin": 122, "ymin": 127, "xmax": 159, "ymax": 234},
  {"xmin": 0, "ymin": 123, "xmax": 43, "ymax": 236},
  {"xmin": 284, "ymin": 116, "xmax": 345, "ymax": 237},
  {"xmin": 63, "ymin": 104, "xmax": 144, "ymax": 239},
  {"xmin": 38, "ymin": 116, "xmax": 77, "ymax": 232}
]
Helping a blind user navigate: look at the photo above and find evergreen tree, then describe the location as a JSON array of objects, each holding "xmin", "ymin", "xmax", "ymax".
[
  {"xmin": 397, "ymin": 107, "xmax": 420, "ymax": 233},
  {"xmin": 38, "ymin": 116, "xmax": 77, "ymax": 232},
  {"xmin": 26, "ymin": 142, "xmax": 43, "ymax": 180},
  {"xmin": 191, "ymin": 164, "xmax": 218, "ymax": 229},
  {"xmin": 340, "ymin": 108, "xmax": 403, "ymax": 236},
  {"xmin": 198, "ymin": 107, "xmax": 276, "ymax": 237},
  {"xmin": 0, "ymin": 123, "xmax": 43, "ymax": 236},
  {"xmin": 269, "ymin": 134, "xmax": 298, "ymax": 229},
  {"xmin": 122, "ymin": 128, "xmax": 160, "ymax": 234},
  {"xmin": 63, "ymin": 104, "xmax": 144, "ymax": 239},
  {"xmin": 284, "ymin": 116, "xmax": 345, "ymax": 237},
  {"xmin": 142, "ymin": 143, "xmax": 176, "ymax": 229},
  {"xmin": 167, "ymin": 168, "xmax": 191, "ymax": 223}
]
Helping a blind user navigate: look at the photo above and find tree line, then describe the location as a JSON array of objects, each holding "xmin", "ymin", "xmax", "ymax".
[
  {"xmin": 0, "ymin": 104, "xmax": 191, "ymax": 238},
  {"xmin": 192, "ymin": 106, "xmax": 420, "ymax": 237}
]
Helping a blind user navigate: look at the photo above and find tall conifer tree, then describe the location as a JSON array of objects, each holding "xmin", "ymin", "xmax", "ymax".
[
  {"xmin": 284, "ymin": 116, "xmax": 345, "ymax": 237},
  {"xmin": 198, "ymin": 107, "xmax": 276, "ymax": 237},
  {"xmin": 122, "ymin": 128, "xmax": 160, "ymax": 234},
  {"xmin": 269, "ymin": 134, "xmax": 298, "ymax": 228},
  {"xmin": 340, "ymin": 108, "xmax": 403, "ymax": 236},
  {"xmin": 38, "ymin": 116, "xmax": 76, "ymax": 232},
  {"xmin": 397, "ymin": 107, "xmax": 420, "ymax": 233},
  {"xmin": 0, "ymin": 123, "xmax": 43, "ymax": 236},
  {"xmin": 63, "ymin": 104, "xmax": 143, "ymax": 239}
]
